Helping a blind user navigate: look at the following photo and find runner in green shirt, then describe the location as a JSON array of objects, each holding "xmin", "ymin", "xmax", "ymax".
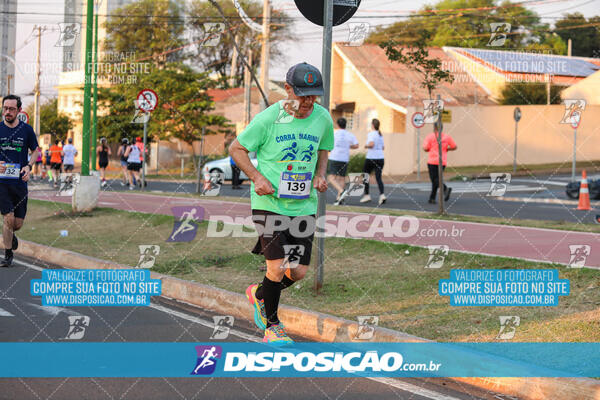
[{"xmin": 229, "ymin": 63, "xmax": 334, "ymax": 345}]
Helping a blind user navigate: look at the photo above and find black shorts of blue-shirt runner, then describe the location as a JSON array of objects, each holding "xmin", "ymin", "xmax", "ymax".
[{"xmin": 0, "ymin": 95, "xmax": 39, "ymax": 267}]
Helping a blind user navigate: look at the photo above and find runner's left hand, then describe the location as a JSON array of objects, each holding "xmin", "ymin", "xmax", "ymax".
[
  {"xmin": 313, "ymin": 175, "xmax": 327, "ymax": 193},
  {"xmin": 21, "ymin": 165, "xmax": 31, "ymax": 182}
]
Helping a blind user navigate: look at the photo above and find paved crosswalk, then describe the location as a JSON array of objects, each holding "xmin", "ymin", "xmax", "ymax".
[{"xmin": 389, "ymin": 181, "xmax": 546, "ymax": 194}]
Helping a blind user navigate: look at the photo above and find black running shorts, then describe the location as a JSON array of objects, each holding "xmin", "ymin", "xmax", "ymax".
[
  {"xmin": 0, "ymin": 183, "xmax": 28, "ymax": 219},
  {"xmin": 251, "ymin": 209, "xmax": 315, "ymax": 266}
]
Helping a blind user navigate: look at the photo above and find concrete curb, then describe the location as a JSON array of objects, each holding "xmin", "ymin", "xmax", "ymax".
[
  {"xmin": 497, "ymin": 196, "xmax": 600, "ymax": 206},
  {"xmin": 18, "ymin": 240, "xmax": 600, "ymax": 400}
]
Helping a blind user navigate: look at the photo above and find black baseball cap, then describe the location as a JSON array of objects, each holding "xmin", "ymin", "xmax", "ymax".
[{"xmin": 285, "ymin": 62, "xmax": 324, "ymax": 96}]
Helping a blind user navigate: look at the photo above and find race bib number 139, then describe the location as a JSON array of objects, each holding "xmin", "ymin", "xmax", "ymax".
[
  {"xmin": 0, "ymin": 163, "xmax": 20, "ymax": 179},
  {"xmin": 278, "ymin": 172, "xmax": 311, "ymax": 199}
]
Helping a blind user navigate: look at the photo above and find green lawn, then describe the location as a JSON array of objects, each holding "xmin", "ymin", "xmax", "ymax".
[{"xmin": 16, "ymin": 199, "xmax": 600, "ymax": 342}]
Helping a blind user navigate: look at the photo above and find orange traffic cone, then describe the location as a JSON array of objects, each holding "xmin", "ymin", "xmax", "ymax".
[{"xmin": 578, "ymin": 170, "xmax": 591, "ymax": 210}]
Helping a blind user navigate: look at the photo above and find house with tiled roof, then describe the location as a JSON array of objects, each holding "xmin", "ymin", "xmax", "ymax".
[
  {"xmin": 445, "ymin": 47, "xmax": 600, "ymax": 101},
  {"xmin": 329, "ymin": 43, "xmax": 600, "ymax": 175},
  {"xmin": 331, "ymin": 43, "xmax": 494, "ymax": 136}
]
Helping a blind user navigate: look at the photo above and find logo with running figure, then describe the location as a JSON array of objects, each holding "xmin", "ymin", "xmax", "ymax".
[
  {"xmin": 487, "ymin": 22, "xmax": 511, "ymax": 47},
  {"xmin": 168, "ymin": 207, "xmax": 204, "ymax": 242},
  {"xmin": 275, "ymin": 100, "xmax": 299, "ymax": 124},
  {"xmin": 210, "ymin": 316, "xmax": 234, "ymax": 339},
  {"xmin": 281, "ymin": 245, "xmax": 305, "ymax": 269},
  {"xmin": 560, "ymin": 99, "xmax": 586, "ymax": 125},
  {"xmin": 354, "ymin": 315, "xmax": 379, "ymax": 340},
  {"xmin": 281, "ymin": 142, "xmax": 299, "ymax": 161},
  {"xmin": 568, "ymin": 245, "xmax": 590, "ymax": 268},
  {"xmin": 425, "ymin": 245, "xmax": 449, "ymax": 269},
  {"xmin": 64, "ymin": 316, "xmax": 90, "ymax": 340},
  {"xmin": 191, "ymin": 345, "xmax": 222, "ymax": 375},
  {"xmin": 56, "ymin": 22, "xmax": 81, "ymax": 47},
  {"xmin": 300, "ymin": 144, "xmax": 314, "ymax": 162},
  {"xmin": 137, "ymin": 245, "xmax": 160, "ymax": 268},
  {"xmin": 496, "ymin": 316, "xmax": 520, "ymax": 340},
  {"xmin": 487, "ymin": 173, "xmax": 511, "ymax": 197}
]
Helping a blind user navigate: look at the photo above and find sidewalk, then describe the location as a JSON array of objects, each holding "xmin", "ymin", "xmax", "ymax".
[{"xmin": 29, "ymin": 190, "xmax": 600, "ymax": 268}]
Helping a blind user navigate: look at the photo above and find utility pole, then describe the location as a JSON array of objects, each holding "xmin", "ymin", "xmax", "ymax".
[
  {"xmin": 259, "ymin": 0, "xmax": 270, "ymax": 110},
  {"xmin": 92, "ymin": 0, "xmax": 101, "ymax": 170},
  {"xmin": 33, "ymin": 25, "xmax": 42, "ymax": 136},
  {"xmin": 435, "ymin": 95, "xmax": 444, "ymax": 214},
  {"xmin": 81, "ymin": 0, "xmax": 94, "ymax": 176},
  {"xmin": 315, "ymin": 0, "xmax": 333, "ymax": 294},
  {"xmin": 244, "ymin": 49, "xmax": 252, "ymax": 126},
  {"xmin": 230, "ymin": 33, "xmax": 239, "ymax": 87},
  {"xmin": 546, "ymin": 74, "xmax": 551, "ymax": 105}
]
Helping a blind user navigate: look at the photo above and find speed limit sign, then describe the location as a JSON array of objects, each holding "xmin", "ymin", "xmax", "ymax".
[
  {"xmin": 136, "ymin": 89, "xmax": 158, "ymax": 112},
  {"xmin": 17, "ymin": 111, "xmax": 29, "ymax": 124}
]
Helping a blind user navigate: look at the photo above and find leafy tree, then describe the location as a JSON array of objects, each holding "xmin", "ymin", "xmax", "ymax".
[
  {"xmin": 103, "ymin": 0, "xmax": 186, "ymax": 67},
  {"xmin": 525, "ymin": 31, "xmax": 567, "ymax": 55},
  {"xmin": 380, "ymin": 31, "xmax": 454, "ymax": 99},
  {"xmin": 97, "ymin": 63, "xmax": 231, "ymax": 151},
  {"xmin": 555, "ymin": 13, "xmax": 600, "ymax": 57},
  {"xmin": 367, "ymin": 0, "xmax": 560, "ymax": 53},
  {"xmin": 380, "ymin": 30, "xmax": 454, "ymax": 214},
  {"xmin": 499, "ymin": 82, "xmax": 563, "ymax": 105},
  {"xmin": 187, "ymin": 0, "xmax": 292, "ymax": 86},
  {"xmin": 25, "ymin": 98, "xmax": 73, "ymax": 140}
]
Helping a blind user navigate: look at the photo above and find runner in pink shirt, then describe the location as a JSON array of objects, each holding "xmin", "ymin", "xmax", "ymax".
[{"xmin": 423, "ymin": 131, "xmax": 457, "ymax": 204}]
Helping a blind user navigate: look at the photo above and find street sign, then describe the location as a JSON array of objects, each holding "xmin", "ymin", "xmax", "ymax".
[
  {"xmin": 137, "ymin": 89, "xmax": 158, "ymax": 112},
  {"xmin": 570, "ymin": 112, "xmax": 581, "ymax": 129},
  {"xmin": 441, "ymin": 109, "xmax": 452, "ymax": 123},
  {"xmin": 294, "ymin": 0, "xmax": 361, "ymax": 27},
  {"xmin": 411, "ymin": 112, "xmax": 425, "ymax": 129},
  {"xmin": 514, "ymin": 107, "xmax": 521, "ymax": 122},
  {"xmin": 17, "ymin": 111, "xmax": 29, "ymax": 124}
]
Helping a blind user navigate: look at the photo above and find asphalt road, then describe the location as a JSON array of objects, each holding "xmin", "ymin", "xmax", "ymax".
[
  {"xmin": 51, "ymin": 174, "xmax": 598, "ymax": 224},
  {"xmin": 0, "ymin": 255, "xmax": 520, "ymax": 400}
]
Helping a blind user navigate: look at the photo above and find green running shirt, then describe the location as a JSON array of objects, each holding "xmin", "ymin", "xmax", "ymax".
[{"xmin": 237, "ymin": 101, "xmax": 334, "ymax": 216}]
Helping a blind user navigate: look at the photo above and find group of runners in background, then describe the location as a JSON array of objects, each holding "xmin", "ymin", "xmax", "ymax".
[{"xmin": 29, "ymin": 136, "xmax": 146, "ymax": 190}]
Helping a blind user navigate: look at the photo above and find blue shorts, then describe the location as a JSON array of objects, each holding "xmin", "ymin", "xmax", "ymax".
[{"xmin": 120, "ymin": 160, "xmax": 128, "ymax": 167}]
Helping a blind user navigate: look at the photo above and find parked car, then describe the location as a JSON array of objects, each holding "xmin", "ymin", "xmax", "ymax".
[
  {"xmin": 566, "ymin": 180, "xmax": 600, "ymax": 200},
  {"xmin": 201, "ymin": 153, "xmax": 258, "ymax": 182}
]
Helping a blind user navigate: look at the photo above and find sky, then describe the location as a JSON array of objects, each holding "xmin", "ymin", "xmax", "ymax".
[{"xmin": 11, "ymin": 0, "xmax": 600, "ymax": 107}]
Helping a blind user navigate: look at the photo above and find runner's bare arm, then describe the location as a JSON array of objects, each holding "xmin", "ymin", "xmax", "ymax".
[
  {"xmin": 21, "ymin": 147, "xmax": 39, "ymax": 181},
  {"xmin": 0, "ymin": 161, "xmax": 5, "ymax": 173},
  {"xmin": 229, "ymin": 139, "xmax": 274, "ymax": 195},
  {"xmin": 313, "ymin": 149, "xmax": 328, "ymax": 193}
]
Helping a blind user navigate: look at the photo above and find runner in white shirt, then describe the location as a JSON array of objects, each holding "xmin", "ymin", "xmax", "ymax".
[
  {"xmin": 61, "ymin": 138, "xmax": 77, "ymax": 172},
  {"xmin": 360, "ymin": 118, "xmax": 386, "ymax": 205},
  {"xmin": 327, "ymin": 117, "xmax": 358, "ymax": 205}
]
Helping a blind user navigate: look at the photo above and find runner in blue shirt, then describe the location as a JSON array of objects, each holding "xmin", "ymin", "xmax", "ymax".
[{"xmin": 0, "ymin": 95, "xmax": 39, "ymax": 267}]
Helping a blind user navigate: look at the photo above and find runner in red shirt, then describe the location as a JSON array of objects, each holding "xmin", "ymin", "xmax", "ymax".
[{"xmin": 423, "ymin": 131, "xmax": 457, "ymax": 204}]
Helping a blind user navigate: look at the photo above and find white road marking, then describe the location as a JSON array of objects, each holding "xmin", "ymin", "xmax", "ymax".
[
  {"xmin": 149, "ymin": 303, "xmax": 462, "ymax": 400},
  {"xmin": 389, "ymin": 182, "xmax": 546, "ymax": 193},
  {"xmin": 511, "ymin": 179, "xmax": 567, "ymax": 186},
  {"xmin": 16, "ymin": 259, "xmax": 463, "ymax": 400},
  {"xmin": 25, "ymin": 302, "xmax": 80, "ymax": 317},
  {"xmin": 0, "ymin": 307, "xmax": 14, "ymax": 316},
  {"xmin": 148, "ymin": 302, "xmax": 260, "ymax": 342},
  {"xmin": 370, "ymin": 377, "xmax": 462, "ymax": 400}
]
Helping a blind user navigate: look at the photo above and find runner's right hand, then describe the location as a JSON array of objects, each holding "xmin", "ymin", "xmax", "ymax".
[
  {"xmin": 253, "ymin": 174, "xmax": 275, "ymax": 196},
  {"xmin": 0, "ymin": 161, "xmax": 5, "ymax": 173}
]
